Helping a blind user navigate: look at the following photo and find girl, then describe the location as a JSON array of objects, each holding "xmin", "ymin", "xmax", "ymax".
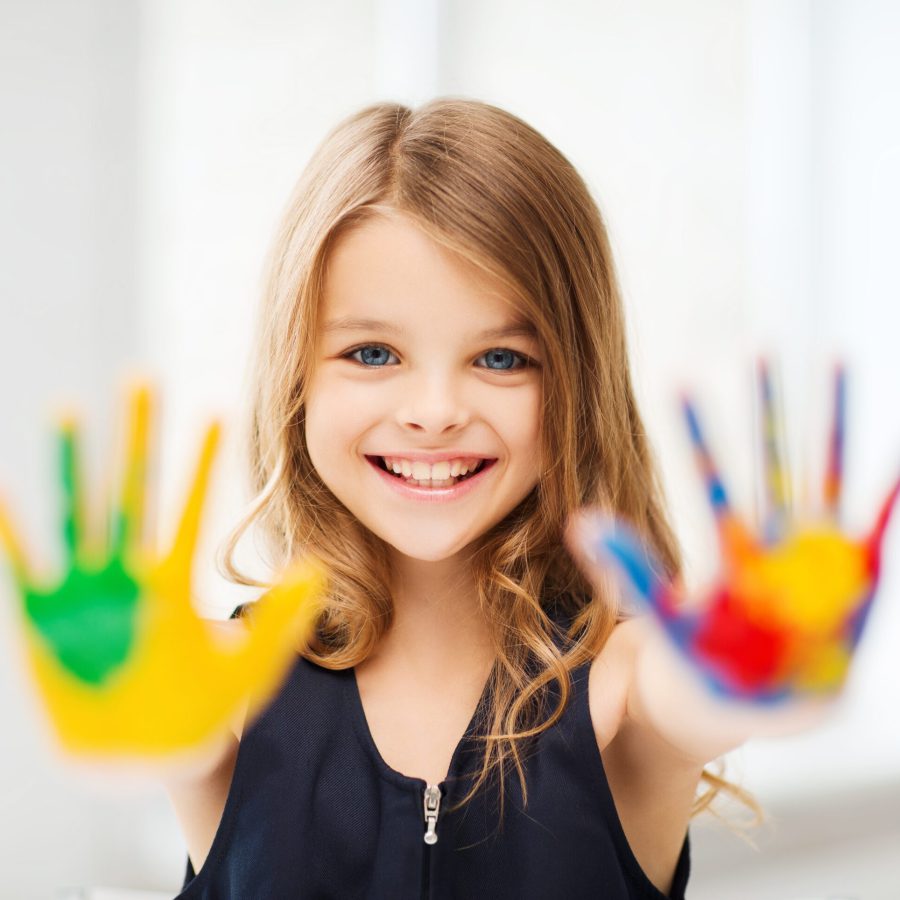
[{"xmin": 177, "ymin": 97, "xmax": 704, "ymax": 899}]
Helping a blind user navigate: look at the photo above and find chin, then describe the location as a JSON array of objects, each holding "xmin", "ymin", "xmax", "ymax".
[
  {"xmin": 389, "ymin": 540, "xmax": 472, "ymax": 563},
  {"xmin": 369, "ymin": 526, "xmax": 477, "ymax": 563}
]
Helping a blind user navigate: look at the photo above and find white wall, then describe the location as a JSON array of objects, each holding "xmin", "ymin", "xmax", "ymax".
[{"xmin": 1, "ymin": 0, "xmax": 898, "ymax": 894}]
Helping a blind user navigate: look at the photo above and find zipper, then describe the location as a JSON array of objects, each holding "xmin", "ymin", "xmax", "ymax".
[
  {"xmin": 421, "ymin": 783, "xmax": 441, "ymax": 899},
  {"xmin": 423, "ymin": 783, "xmax": 441, "ymax": 844}
]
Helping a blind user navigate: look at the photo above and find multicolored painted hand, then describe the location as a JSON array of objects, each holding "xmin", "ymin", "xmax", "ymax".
[
  {"xmin": 0, "ymin": 383, "xmax": 328, "ymax": 758},
  {"xmin": 568, "ymin": 363, "xmax": 900, "ymax": 704}
]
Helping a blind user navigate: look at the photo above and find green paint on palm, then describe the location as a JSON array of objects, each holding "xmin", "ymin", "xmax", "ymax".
[{"xmin": 24, "ymin": 555, "xmax": 140, "ymax": 685}]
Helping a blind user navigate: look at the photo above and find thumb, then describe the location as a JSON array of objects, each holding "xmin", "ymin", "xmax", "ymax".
[
  {"xmin": 565, "ymin": 509, "xmax": 678, "ymax": 621},
  {"xmin": 237, "ymin": 556, "xmax": 329, "ymax": 711}
]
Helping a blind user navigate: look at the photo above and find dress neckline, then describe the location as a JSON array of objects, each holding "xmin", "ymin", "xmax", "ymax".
[
  {"xmin": 343, "ymin": 604, "xmax": 577, "ymax": 790},
  {"xmin": 345, "ymin": 663, "xmax": 492, "ymax": 791}
]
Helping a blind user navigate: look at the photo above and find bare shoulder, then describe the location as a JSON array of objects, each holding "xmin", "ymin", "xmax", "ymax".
[
  {"xmin": 586, "ymin": 617, "xmax": 635, "ymax": 748},
  {"xmin": 587, "ymin": 618, "xmax": 701, "ymax": 896}
]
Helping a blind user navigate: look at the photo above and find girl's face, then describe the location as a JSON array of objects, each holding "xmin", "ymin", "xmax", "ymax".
[{"xmin": 304, "ymin": 210, "xmax": 543, "ymax": 563}]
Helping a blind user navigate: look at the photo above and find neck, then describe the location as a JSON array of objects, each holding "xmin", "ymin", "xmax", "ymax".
[{"xmin": 368, "ymin": 551, "xmax": 495, "ymax": 684}]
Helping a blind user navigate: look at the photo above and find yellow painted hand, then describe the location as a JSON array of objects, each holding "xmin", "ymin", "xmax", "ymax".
[{"xmin": 0, "ymin": 382, "xmax": 328, "ymax": 759}]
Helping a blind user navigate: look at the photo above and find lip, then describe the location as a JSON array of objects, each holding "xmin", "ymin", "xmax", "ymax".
[
  {"xmin": 365, "ymin": 455, "xmax": 498, "ymax": 502},
  {"xmin": 367, "ymin": 451, "xmax": 497, "ymax": 464}
]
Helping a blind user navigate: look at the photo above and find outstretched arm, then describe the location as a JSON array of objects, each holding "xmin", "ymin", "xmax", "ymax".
[
  {"xmin": 566, "ymin": 363, "xmax": 899, "ymax": 766},
  {"xmin": 0, "ymin": 380, "xmax": 328, "ymax": 766}
]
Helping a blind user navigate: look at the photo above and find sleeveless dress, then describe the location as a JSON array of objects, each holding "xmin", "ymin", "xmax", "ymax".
[{"xmin": 176, "ymin": 607, "xmax": 690, "ymax": 899}]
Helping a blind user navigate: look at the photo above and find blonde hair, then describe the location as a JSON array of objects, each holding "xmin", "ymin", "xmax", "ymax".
[{"xmin": 221, "ymin": 97, "xmax": 759, "ymax": 826}]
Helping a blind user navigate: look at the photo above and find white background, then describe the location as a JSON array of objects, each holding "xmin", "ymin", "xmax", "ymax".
[{"xmin": 0, "ymin": 0, "xmax": 898, "ymax": 896}]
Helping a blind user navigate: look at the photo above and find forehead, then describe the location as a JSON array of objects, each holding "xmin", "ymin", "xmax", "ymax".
[{"xmin": 320, "ymin": 211, "xmax": 531, "ymax": 331}]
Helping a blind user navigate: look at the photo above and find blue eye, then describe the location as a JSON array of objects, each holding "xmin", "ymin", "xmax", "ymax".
[
  {"xmin": 342, "ymin": 344, "xmax": 535, "ymax": 372},
  {"xmin": 347, "ymin": 345, "xmax": 397, "ymax": 367},
  {"xmin": 479, "ymin": 348, "xmax": 528, "ymax": 371}
]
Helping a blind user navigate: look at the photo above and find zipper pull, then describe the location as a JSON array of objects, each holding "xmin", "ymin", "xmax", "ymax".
[{"xmin": 423, "ymin": 783, "xmax": 441, "ymax": 844}]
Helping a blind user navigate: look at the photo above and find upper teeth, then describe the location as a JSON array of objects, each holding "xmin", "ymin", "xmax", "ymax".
[{"xmin": 381, "ymin": 457, "xmax": 484, "ymax": 480}]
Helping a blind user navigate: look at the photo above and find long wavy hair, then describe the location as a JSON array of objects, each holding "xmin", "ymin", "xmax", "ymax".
[{"xmin": 220, "ymin": 97, "xmax": 758, "ymax": 825}]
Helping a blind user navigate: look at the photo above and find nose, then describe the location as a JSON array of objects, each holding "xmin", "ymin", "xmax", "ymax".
[{"xmin": 393, "ymin": 370, "xmax": 471, "ymax": 435}]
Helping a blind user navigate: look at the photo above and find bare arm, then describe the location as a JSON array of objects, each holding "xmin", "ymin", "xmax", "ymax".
[
  {"xmin": 597, "ymin": 614, "xmax": 843, "ymax": 900},
  {"xmin": 164, "ymin": 734, "xmax": 240, "ymax": 876},
  {"xmin": 160, "ymin": 618, "xmax": 250, "ymax": 876},
  {"xmin": 590, "ymin": 619, "xmax": 703, "ymax": 897},
  {"xmin": 590, "ymin": 611, "xmax": 844, "ymax": 896}
]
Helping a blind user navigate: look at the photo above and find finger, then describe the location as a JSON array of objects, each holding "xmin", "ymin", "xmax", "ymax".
[
  {"xmin": 681, "ymin": 395, "xmax": 731, "ymax": 520},
  {"xmin": 237, "ymin": 557, "xmax": 329, "ymax": 706},
  {"xmin": 758, "ymin": 358, "xmax": 791, "ymax": 541},
  {"xmin": 163, "ymin": 421, "xmax": 221, "ymax": 577},
  {"xmin": 681, "ymin": 395, "xmax": 758, "ymax": 565},
  {"xmin": 844, "ymin": 589, "xmax": 875, "ymax": 651},
  {"xmin": 565, "ymin": 511, "xmax": 679, "ymax": 621},
  {"xmin": 58, "ymin": 415, "xmax": 86, "ymax": 567},
  {"xmin": 822, "ymin": 363, "xmax": 846, "ymax": 522},
  {"xmin": 864, "ymin": 472, "xmax": 900, "ymax": 578},
  {"xmin": 0, "ymin": 494, "xmax": 31, "ymax": 590},
  {"xmin": 681, "ymin": 393, "xmax": 758, "ymax": 563},
  {"xmin": 110, "ymin": 382, "xmax": 152, "ymax": 557}
]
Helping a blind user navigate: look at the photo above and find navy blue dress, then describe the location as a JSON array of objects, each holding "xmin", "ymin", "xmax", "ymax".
[{"xmin": 176, "ymin": 609, "xmax": 690, "ymax": 899}]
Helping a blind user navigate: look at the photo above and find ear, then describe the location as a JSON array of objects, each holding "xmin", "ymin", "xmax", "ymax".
[{"xmin": 564, "ymin": 509, "xmax": 677, "ymax": 620}]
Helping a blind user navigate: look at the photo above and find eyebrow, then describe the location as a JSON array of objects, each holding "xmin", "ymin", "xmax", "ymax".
[{"xmin": 322, "ymin": 317, "xmax": 537, "ymax": 341}]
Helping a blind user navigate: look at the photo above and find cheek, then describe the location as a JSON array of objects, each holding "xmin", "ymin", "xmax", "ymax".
[
  {"xmin": 304, "ymin": 377, "xmax": 375, "ymax": 462},
  {"xmin": 490, "ymin": 383, "xmax": 543, "ymax": 473},
  {"xmin": 501, "ymin": 383, "xmax": 542, "ymax": 445}
]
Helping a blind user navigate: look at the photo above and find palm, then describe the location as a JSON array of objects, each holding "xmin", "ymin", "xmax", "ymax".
[
  {"xmin": 0, "ymin": 383, "xmax": 327, "ymax": 758},
  {"xmin": 24, "ymin": 555, "xmax": 139, "ymax": 687},
  {"xmin": 566, "ymin": 363, "xmax": 899, "ymax": 704}
]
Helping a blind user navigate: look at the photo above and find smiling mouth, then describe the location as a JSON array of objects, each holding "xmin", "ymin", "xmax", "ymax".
[{"xmin": 366, "ymin": 456, "xmax": 491, "ymax": 487}]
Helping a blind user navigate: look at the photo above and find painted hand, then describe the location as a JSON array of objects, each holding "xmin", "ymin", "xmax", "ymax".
[
  {"xmin": 0, "ymin": 383, "xmax": 327, "ymax": 758},
  {"xmin": 566, "ymin": 364, "xmax": 899, "ymax": 704}
]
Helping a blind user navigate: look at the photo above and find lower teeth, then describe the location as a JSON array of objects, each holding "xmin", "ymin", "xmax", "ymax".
[{"xmin": 401, "ymin": 474, "xmax": 464, "ymax": 487}]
